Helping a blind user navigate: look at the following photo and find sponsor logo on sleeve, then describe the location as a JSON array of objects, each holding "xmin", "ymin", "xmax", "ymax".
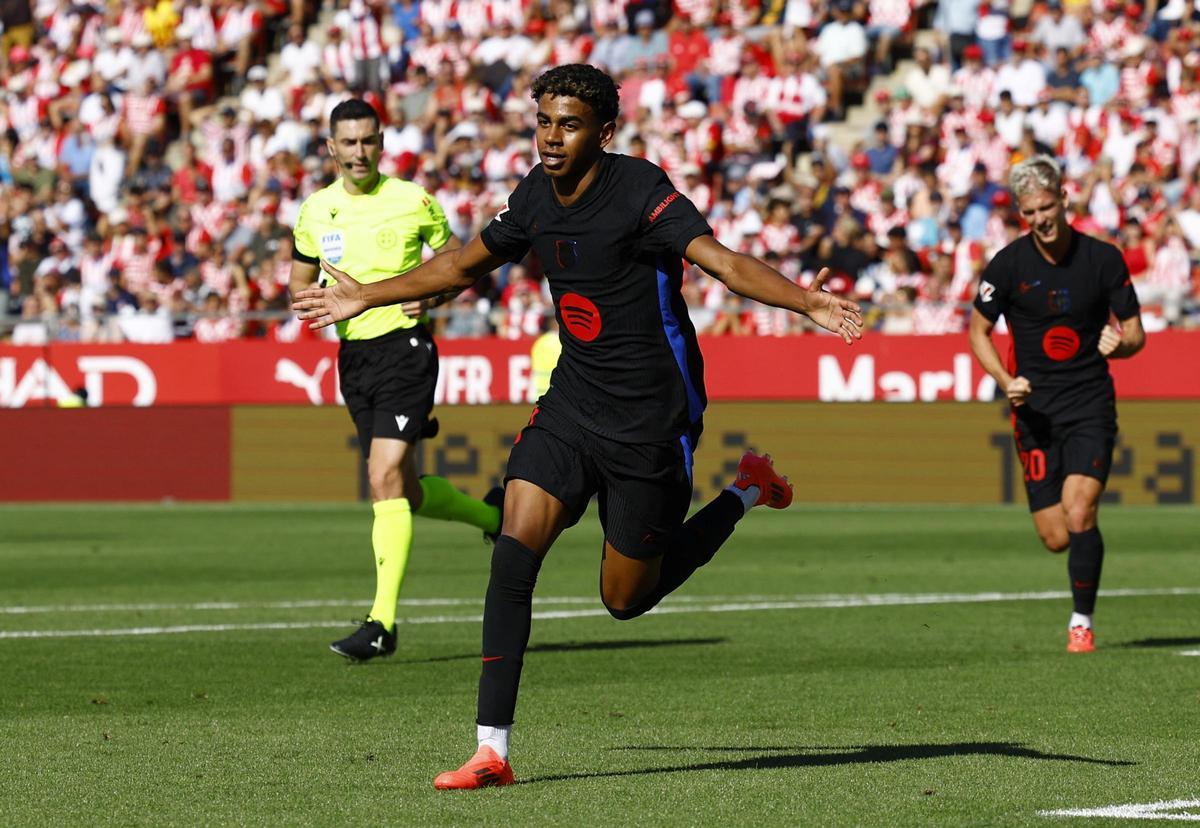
[{"xmin": 979, "ymin": 280, "xmax": 995, "ymax": 302}]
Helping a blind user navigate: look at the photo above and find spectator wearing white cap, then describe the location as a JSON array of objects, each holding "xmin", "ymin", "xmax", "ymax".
[
  {"xmin": 125, "ymin": 32, "xmax": 167, "ymax": 91},
  {"xmin": 94, "ymin": 28, "xmax": 135, "ymax": 91},
  {"xmin": 240, "ymin": 65, "xmax": 287, "ymax": 122}
]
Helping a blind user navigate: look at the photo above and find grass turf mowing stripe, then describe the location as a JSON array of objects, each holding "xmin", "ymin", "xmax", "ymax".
[
  {"xmin": 3, "ymin": 586, "xmax": 1198, "ymax": 640},
  {"xmin": 4, "ymin": 586, "xmax": 1199, "ymax": 617}
]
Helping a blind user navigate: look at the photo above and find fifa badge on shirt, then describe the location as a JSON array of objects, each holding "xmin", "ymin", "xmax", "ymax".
[{"xmin": 320, "ymin": 231, "xmax": 345, "ymax": 264}]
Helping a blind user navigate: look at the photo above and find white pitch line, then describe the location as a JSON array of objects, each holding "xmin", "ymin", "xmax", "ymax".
[
  {"xmin": 3, "ymin": 587, "xmax": 1200, "ymax": 641},
  {"xmin": 1039, "ymin": 799, "xmax": 1200, "ymax": 820},
  {"xmin": 1180, "ymin": 650, "xmax": 1200, "ymax": 657},
  {"xmin": 4, "ymin": 586, "xmax": 1198, "ymax": 617}
]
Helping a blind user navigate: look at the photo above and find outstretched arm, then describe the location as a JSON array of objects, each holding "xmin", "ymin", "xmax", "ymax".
[
  {"xmin": 292, "ymin": 235, "xmax": 507, "ymax": 329},
  {"xmin": 684, "ymin": 234, "xmax": 864, "ymax": 344}
]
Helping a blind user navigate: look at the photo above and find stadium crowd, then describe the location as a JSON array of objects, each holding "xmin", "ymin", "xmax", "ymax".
[{"xmin": 1, "ymin": 0, "xmax": 1199, "ymax": 345}]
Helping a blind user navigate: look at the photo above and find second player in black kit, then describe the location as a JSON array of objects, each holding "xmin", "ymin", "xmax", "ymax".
[
  {"xmin": 294, "ymin": 64, "xmax": 864, "ymax": 788},
  {"xmin": 969, "ymin": 155, "xmax": 1145, "ymax": 655}
]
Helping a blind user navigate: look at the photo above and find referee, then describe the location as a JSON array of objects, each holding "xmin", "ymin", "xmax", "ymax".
[{"xmin": 289, "ymin": 98, "xmax": 502, "ymax": 662}]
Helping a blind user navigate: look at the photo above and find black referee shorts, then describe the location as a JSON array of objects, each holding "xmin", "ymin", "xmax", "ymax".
[
  {"xmin": 338, "ymin": 324, "xmax": 438, "ymax": 457},
  {"xmin": 1012, "ymin": 407, "xmax": 1116, "ymax": 512},
  {"xmin": 504, "ymin": 403, "xmax": 698, "ymax": 560}
]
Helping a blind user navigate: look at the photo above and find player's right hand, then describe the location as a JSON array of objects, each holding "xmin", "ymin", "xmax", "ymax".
[
  {"xmin": 291, "ymin": 260, "xmax": 368, "ymax": 329},
  {"xmin": 1005, "ymin": 376, "xmax": 1032, "ymax": 406}
]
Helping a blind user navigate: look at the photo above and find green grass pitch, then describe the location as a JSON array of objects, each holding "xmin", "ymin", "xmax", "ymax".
[{"xmin": 1, "ymin": 503, "xmax": 1198, "ymax": 826}]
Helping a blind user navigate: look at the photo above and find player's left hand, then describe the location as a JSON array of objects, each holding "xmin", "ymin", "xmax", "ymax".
[
  {"xmin": 1098, "ymin": 324, "xmax": 1121, "ymax": 357},
  {"xmin": 806, "ymin": 268, "xmax": 864, "ymax": 345}
]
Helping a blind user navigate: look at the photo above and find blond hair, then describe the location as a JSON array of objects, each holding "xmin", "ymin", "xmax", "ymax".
[{"xmin": 1009, "ymin": 155, "xmax": 1062, "ymax": 200}]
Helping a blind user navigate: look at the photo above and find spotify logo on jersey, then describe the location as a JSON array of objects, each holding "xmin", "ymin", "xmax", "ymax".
[
  {"xmin": 1042, "ymin": 325, "xmax": 1080, "ymax": 361},
  {"xmin": 560, "ymin": 293, "xmax": 601, "ymax": 342}
]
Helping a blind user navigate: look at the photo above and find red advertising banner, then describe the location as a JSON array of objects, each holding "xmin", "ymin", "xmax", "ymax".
[{"xmin": 1, "ymin": 331, "xmax": 1197, "ymax": 407}]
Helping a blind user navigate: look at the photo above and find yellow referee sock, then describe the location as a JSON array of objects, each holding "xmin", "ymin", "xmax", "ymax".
[
  {"xmin": 367, "ymin": 498, "xmax": 412, "ymax": 632},
  {"xmin": 416, "ymin": 476, "xmax": 500, "ymax": 537}
]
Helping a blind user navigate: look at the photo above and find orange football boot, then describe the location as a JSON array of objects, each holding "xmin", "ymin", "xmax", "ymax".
[
  {"xmin": 733, "ymin": 451, "xmax": 794, "ymax": 509},
  {"xmin": 1067, "ymin": 626, "xmax": 1095, "ymax": 653},
  {"xmin": 433, "ymin": 745, "xmax": 515, "ymax": 790}
]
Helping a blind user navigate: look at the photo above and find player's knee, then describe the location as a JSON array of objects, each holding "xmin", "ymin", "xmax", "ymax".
[
  {"xmin": 1063, "ymin": 505, "xmax": 1096, "ymax": 535},
  {"xmin": 1040, "ymin": 532, "xmax": 1069, "ymax": 553},
  {"xmin": 368, "ymin": 467, "xmax": 403, "ymax": 501},
  {"xmin": 600, "ymin": 588, "xmax": 647, "ymax": 621}
]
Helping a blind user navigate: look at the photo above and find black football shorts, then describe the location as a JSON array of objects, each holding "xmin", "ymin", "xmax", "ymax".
[
  {"xmin": 1012, "ymin": 407, "xmax": 1116, "ymax": 512},
  {"xmin": 338, "ymin": 324, "xmax": 438, "ymax": 457},
  {"xmin": 504, "ymin": 403, "xmax": 697, "ymax": 560}
]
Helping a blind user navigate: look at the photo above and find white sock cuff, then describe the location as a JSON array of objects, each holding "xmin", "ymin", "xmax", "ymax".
[
  {"xmin": 477, "ymin": 724, "xmax": 511, "ymax": 759},
  {"xmin": 726, "ymin": 484, "xmax": 759, "ymax": 514}
]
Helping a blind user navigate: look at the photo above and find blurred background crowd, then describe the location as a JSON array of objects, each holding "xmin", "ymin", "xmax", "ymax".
[{"xmin": 2, "ymin": 0, "xmax": 1199, "ymax": 345}]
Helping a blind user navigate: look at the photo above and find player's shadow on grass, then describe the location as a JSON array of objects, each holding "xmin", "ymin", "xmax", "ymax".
[
  {"xmin": 395, "ymin": 637, "xmax": 727, "ymax": 665},
  {"xmin": 518, "ymin": 742, "xmax": 1135, "ymax": 785},
  {"xmin": 1114, "ymin": 636, "xmax": 1200, "ymax": 649}
]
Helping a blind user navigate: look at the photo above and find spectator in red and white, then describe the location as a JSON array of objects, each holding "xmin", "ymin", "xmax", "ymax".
[
  {"xmin": 1138, "ymin": 214, "xmax": 1193, "ymax": 324},
  {"xmin": 1089, "ymin": 0, "xmax": 1133, "ymax": 62},
  {"xmin": 114, "ymin": 226, "xmax": 161, "ymax": 296},
  {"xmin": 178, "ymin": 1, "xmax": 219, "ymax": 51},
  {"xmin": 675, "ymin": 162, "xmax": 711, "ymax": 214},
  {"xmin": 911, "ymin": 252, "xmax": 964, "ymax": 335},
  {"xmin": 952, "ymin": 44, "xmax": 996, "ymax": 111},
  {"xmin": 973, "ymin": 0, "xmax": 1009, "ymax": 68},
  {"xmin": 1176, "ymin": 184, "xmax": 1200, "ymax": 250},
  {"xmin": 867, "ymin": 189, "xmax": 910, "ymax": 246},
  {"xmin": 1118, "ymin": 36, "xmax": 1156, "ymax": 109},
  {"xmin": 210, "ymin": 137, "xmax": 253, "ymax": 205},
  {"xmin": 772, "ymin": 52, "xmax": 828, "ymax": 150},
  {"xmin": 120, "ymin": 75, "xmax": 167, "ymax": 175},
  {"xmin": 333, "ymin": 0, "xmax": 386, "ymax": 92},
  {"xmin": 192, "ymin": 291, "xmax": 243, "ymax": 342},
  {"xmin": 993, "ymin": 38, "xmax": 1046, "ymax": 108},
  {"xmin": 815, "ymin": 0, "xmax": 867, "ymax": 120},
  {"xmin": 902, "ymin": 46, "xmax": 951, "ymax": 113},
  {"xmin": 216, "ymin": 0, "xmax": 264, "ymax": 89},
  {"xmin": 498, "ymin": 266, "xmax": 547, "ymax": 340},
  {"xmin": 165, "ymin": 23, "xmax": 215, "ymax": 133},
  {"xmin": 866, "ymin": 0, "xmax": 912, "ymax": 74}
]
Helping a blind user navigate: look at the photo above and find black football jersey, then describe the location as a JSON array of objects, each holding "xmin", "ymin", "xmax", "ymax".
[
  {"xmin": 481, "ymin": 153, "xmax": 713, "ymax": 442},
  {"xmin": 973, "ymin": 230, "xmax": 1140, "ymax": 420}
]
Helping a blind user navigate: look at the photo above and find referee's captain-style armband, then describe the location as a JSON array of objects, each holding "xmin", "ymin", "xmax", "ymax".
[{"xmin": 292, "ymin": 248, "xmax": 319, "ymax": 264}]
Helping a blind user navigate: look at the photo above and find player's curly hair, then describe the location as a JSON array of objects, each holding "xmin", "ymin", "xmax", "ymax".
[
  {"xmin": 530, "ymin": 64, "xmax": 620, "ymax": 124},
  {"xmin": 1009, "ymin": 155, "xmax": 1062, "ymax": 200}
]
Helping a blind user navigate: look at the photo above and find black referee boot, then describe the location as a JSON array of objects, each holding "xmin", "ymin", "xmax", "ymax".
[{"xmin": 330, "ymin": 619, "xmax": 396, "ymax": 662}]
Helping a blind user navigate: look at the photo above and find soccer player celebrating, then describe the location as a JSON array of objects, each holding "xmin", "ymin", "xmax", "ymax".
[
  {"xmin": 289, "ymin": 99, "xmax": 503, "ymax": 662},
  {"xmin": 969, "ymin": 155, "xmax": 1145, "ymax": 654},
  {"xmin": 293, "ymin": 65, "xmax": 863, "ymax": 786}
]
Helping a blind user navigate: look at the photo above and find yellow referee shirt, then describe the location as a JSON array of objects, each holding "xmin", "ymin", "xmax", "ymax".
[{"xmin": 293, "ymin": 175, "xmax": 452, "ymax": 340}]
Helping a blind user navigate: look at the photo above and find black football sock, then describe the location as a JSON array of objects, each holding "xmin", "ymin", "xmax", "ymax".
[
  {"xmin": 605, "ymin": 490, "xmax": 744, "ymax": 620},
  {"xmin": 1067, "ymin": 526, "xmax": 1104, "ymax": 616},
  {"xmin": 477, "ymin": 535, "xmax": 542, "ymax": 727}
]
